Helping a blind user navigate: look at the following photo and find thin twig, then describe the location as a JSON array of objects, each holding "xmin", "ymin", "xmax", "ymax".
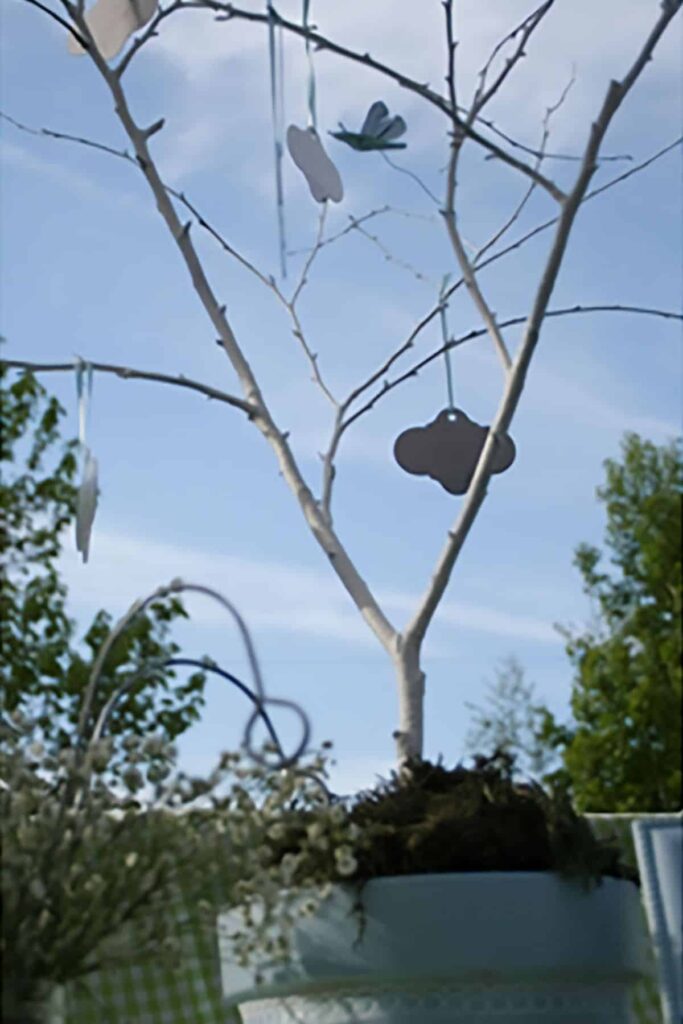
[
  {"xmin": 181, "ymin": 0, "xmax": 566, "ymax": 201},
  {"xmin": 474, "ymin": 69, "xmax": 576, "ymax": 263},
  {"xmin": 20, "ymin": 0, "xmax": 89, "ymax": 49},
  {"xmin": 0, "ymin": 111, "xmax": 277, "ymax": 287},
  {"xmin": 288, "ymin": 207, "xmax": 392, "ymax": 255},
  {"xmin": 115, "ymin": 1, "xmax": 184, "ymax": 76},
  {"xmin": 341, "ymin": 303, "xmax": 683, "ymax": 431},
  {"xmin": 290, "ymin": 203, "xmax": 328, "ymax": 308},
  {"xmin": 351, "ymin": 222, "xmax": 435, "ymax": 285},
  {"xmin": 404, "ymin": 0, "xmax": 682, "ymax": 651},
  {"xmin": 317, "ymin": 134, "xmax": 682, "ymax": 423},
  {"xmin": 0, "ymin": 108, "xmax": 340, "ymax": 406},
  {"xmin": 273, "ymin": 205, "xmax": 340, "ymax": 407},
  {"xmin": 476, "ymin": 113, "xmax": 632, "ymax": 165},
  {"xmin": 442, "ymin": 0, "xmax": 515, "ymax": 373},
  {"xmin": 0, "ymin": 359, "xmax": 258, "ymax": 416},
  {"xmin": 474, "ymin": 1, "xmax": 555, "ymax": 112},
  {"xmin": 61, "ymin": 0, "xmax": 399, "ymax": 658}
]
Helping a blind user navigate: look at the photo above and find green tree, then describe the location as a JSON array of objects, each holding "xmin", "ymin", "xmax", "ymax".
[
  {"xmin": 466, "ymin": 433, "xmax": 682, "ymax": 812},
  {"xmin": 464, "ymin": 657, "xmax": 561, "ymax": 781},
  {"xmin": 0, "ymin": 363, "xmax": 206, "ymax": 751}
]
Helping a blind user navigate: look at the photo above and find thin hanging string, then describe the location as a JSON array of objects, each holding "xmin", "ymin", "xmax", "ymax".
[
  {"xmin": 302, "ymin": 0, "xmax": 317, "ymax": 130},
  {"xmin": 268, "ymin": 4, "xmax": 287, "ymax": 279},
  {"xmin": 439, "ymin": 276, "xmax": 456, "ymax": 414},
  {"xmin": 75, "ymin": 358, "xmax": 93, "ymax": 449}
]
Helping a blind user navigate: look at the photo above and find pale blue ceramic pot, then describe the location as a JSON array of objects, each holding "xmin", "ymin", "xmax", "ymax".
[{"xmin": 217, "ymin": 872, "xmax": 650, "ymax": 1024}]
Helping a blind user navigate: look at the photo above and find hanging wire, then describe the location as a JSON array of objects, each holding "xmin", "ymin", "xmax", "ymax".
[
  {"xmin": 267, "ymin": 4, "xmax": 287, "ymax": 278},
  {"xmin": 302, "ymin": 0, "xmax": 317, "ymax": 130},
  {"xmin": 439, "ymin": 275, "xmax": 457, "ymax": 415}
]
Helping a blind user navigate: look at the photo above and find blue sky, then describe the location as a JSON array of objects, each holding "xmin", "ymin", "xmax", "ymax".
[{"xmin": 2, "ymin": 0, "xmax": 681, "ymax": 793}]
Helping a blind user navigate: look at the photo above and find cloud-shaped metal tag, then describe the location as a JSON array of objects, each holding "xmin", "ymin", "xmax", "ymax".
[{"xmin": 393, "ymin": 408, "xmax": 515, "ymax": 495}]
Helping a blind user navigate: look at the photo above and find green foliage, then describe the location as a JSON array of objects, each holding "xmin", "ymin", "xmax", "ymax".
[
  {"xmin": 260, "ymin": 749, "xmax": 634, "ymax": 893},
  {"xmin": 0, "ymin": 364, "xmax": 206, "ymax": 748},
  {"xmin": 554, "ymin": 433, "xmax": 682, "ymax": 811},
  {"xmin": 464, "ymin": 657, "xmax": 561, "ymax": 780},
  {"xmin": 465, "ymin": 434, "xmax": 682, "ymax": 813},
  {"xmin": 0, "ymin": 711, "xmax": 239, "ymax": 1004}
]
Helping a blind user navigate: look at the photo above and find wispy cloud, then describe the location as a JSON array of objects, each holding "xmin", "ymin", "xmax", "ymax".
[
  {"xmin": 148, "ymin": 0, "xmax": 680, "ymax": 183},
  {"xmin": 60, "ymin": 527, "xmax": 561, "ymax": 647},
  {"xmin": 0, "ymin": 139, "xmax": 142, "ymax": 209}
]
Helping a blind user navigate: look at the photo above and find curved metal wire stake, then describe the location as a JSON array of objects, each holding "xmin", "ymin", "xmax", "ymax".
[
  {"xmin": 268, "ymin": 4, "xmax": 288, "ymax": 279},
  {"xmin": 90, "ymin": 658, "xmax": 284, "ymax": 756},
  {"xmin": 439, "ymin": 275, "xmax": 456, "ymax": 416},
  {"xmin": 90, "ymin": 656, "xmax": 331, "ymax": 802},
  {"xmin": 77, "ymin": 579, "xmax": 310, "ymax": 769}
]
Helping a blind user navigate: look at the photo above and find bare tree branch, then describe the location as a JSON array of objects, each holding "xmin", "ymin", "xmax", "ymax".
[
  {"xmin": 58, "ymin": 0, "xmax": 399, "ymax": 657},
  {"xmin": 474, "ymin": 70, "xmax": 576, "ymax": 263},
  {"xmin": 473, "ymin": 0, "xmax": 555, "ymax": 112},
  {"xmin": 299, "ymin": 129, "xmax": 682, "ymax": 521},
  {"xmin": 403, "ymin": 0, "xmax": 683, "ymax": 652},
  {"xmin": 441, "ymin": 0, "xmax": 517, "ymax": 374},
  {"xmin": 289, "ymin": 203, "xmax": 329, "ymax": 309},
  {"xmin": 289, "ymin": 206, "xmax": 437, "ymax": 257},
  {"xmin": 442, "ymin": 192, "xmax": 513, "ymax": 372},
  {"xmin": 0, "ymin": 108, "xmax": 339, "ymax": 405},
  {"xmin": 13, "ymin": 0, "xmax": 681, "ymax": 764},
  {"xmin": 8, "ymin": 101, "xmax": 670, "ymax": 423},
  {"xmin": 288, "ymin": 207, "xmax": 391, "ymax": 255},
  {"xmin": 20, "ymin": 0, "xmax": 89, "ymax": 48},
  {"xmin": 180, "ymin": 0, "xmax": 566, "ymax": 201},
  {"xmin": 475, "ymin": 113, "xmax": 632, "ymax": 165},
  {"xmin": 115, "ymin": 1, "xmax": 184, "ymax": 76},
  {"xmin": 469, "ymin": 136, "xmax": 682, "ymax": 285},
  {"xmin": 0, "ymin": 359, "xmax": 259, "ymax": 416},
  {"xmin": 332, "ymin": 133, "xmax": 681, "ymax": 446},
  {"xmin": 340, "ymin": 303, "xmax": 683, "ymax": 432},
  {"xmin": 349, "ymin": 221, "xmax": 436, "ymax": 285}
]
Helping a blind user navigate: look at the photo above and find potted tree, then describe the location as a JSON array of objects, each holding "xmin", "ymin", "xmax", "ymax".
[
  {"xmin": 213, "ymin": 749, "xmax": 648, "ymax": 1023},
  {"xmin": 4, "ymin": 1, "xmax": 680, "ymax": 1021}
]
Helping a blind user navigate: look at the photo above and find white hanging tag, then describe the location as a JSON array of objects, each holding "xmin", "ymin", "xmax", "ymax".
[
  {"xmin": 75, "ymin": 448, "xmax": 99, "ymax": 564},
  {"xmin": 286, "ymin": 125, "xmax": 343, "ymax": 204}
]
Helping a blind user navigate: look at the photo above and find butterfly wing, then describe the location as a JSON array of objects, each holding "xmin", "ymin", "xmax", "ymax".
[
  {"xmin": 360, "ymin": 101, "xmax": 389, "ymax": 137},
  {"xmin": 377, "ymin": 115, "xmax": 407, "ymax": 143}
]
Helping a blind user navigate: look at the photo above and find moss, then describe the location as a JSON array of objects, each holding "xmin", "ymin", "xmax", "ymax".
[{"xmin": 345, "ymin": 750, "xmax": 638, "ymax": 889}]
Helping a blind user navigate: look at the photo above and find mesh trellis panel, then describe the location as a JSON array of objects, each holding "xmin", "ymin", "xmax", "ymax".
[{"xmin": 64, "ymin": 900, "xmax": 242, "ymax": 1024}]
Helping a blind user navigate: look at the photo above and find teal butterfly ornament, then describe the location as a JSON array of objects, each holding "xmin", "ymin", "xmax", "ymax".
[{"xmin": 330, "ymin": 101, "xmax": 407, "ymax": 152}]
